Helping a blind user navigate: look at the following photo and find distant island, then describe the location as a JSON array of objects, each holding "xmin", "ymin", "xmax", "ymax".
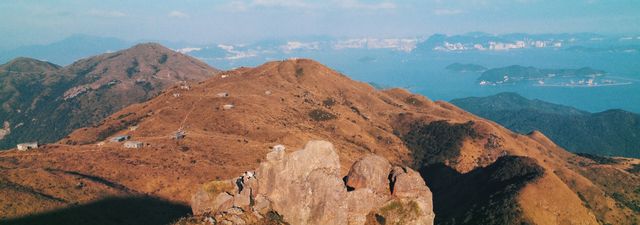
[
  {"xmin": 476, "ymin": 65, "xmax": 630, "ymax": 87},
  {"xmin": 445, "ymin": 63, "xmax": 487, "ymax": 73}
]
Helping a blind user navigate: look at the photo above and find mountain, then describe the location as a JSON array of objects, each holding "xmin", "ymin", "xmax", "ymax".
[
  {"xmin": 0, "ymin": 35, "xmax": 131, "ymax": 66},
  {"xmin": 0, "ymin": 59, "xmax": 638, "ymax": 225},
  {"xmin": 450, "ymin": 92, "xmax": 640, "ymax": 158},
  {"xmin": 0, "ymin": 43, "xmax": 219, "ymax": 150}
]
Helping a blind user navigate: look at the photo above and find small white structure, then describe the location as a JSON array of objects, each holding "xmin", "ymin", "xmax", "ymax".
[
  {"xmin": 243, "ymin": 171, "xmax": 255, "ymax": 179},
  {"xmin": 265, "ymin": 90, "xmax": 272, "ymax": 95},
  {"xmin": 273, "ymin": 144, "xmax": 286, "ymax": 152},
  {"xmin": 17, "ymin": 142, "xmax": 38, "ymax": 151},
  {"xmin": 222, "ymin": 104, "xmax": 234, "ymax": 110},
  {"xmin": 216, "ymin": 92, "xmax": 229, "ymax": 97},
  {"xmin": 123, "ymin": 141, "xmax": 143, "ymax": 149},
  {"xmin": 179, "ymin": 81, "xmax": 191, "ymax": 90},
  {"xmin": 173, "ymin": 93, "xmax": 181, "ymax": 98},
  {"xmin": 221, "ymin": 74, "xmax": 229, "ymax": 78},
  {"xmin": 173, "ymin": 130, "xmax": 186, "ymax": 140}
]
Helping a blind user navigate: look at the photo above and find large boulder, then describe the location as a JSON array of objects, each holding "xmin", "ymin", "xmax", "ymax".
[
  {"xmin": 191, "ymin": 180, "xmax": 236, "ymax": 216},
  {"xmin": 255, "ymin": 140, "xmax": 347, "ymax": 225},
  {"xmin": 390, "ymin": 166, "xmax": 432, "ymax": 199},
  {"xmin": 366, "ymin": 197, "xmax": 434, "ymax": 225},
  {"xmin": 346, "ymin": 154, "xmax": 392, "ymax": 194},
  {"xmin": 346, "ymin": 188, "xmax": 388, "ymax": 225},
  {"xmin": 371, "ymin": 166, "xmax": 435, "ymax": 225},
  {"xmin": 190, "ymin": 140, "xmax": 435, "ymax": 225}
]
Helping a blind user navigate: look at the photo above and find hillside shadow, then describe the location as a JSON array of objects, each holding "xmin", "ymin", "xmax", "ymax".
[
  {"xmin": 1, "ymin": 196, "xmax": 190, "ymax": 225},
  {"xmin": 418, "ymin": 156, "xmax": 544, "ymax": 225}
]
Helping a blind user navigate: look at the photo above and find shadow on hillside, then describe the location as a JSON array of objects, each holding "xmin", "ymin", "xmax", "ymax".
[
  {"xmin": 1, "ymin": 196, "xmax": 190, "ymax": 225},
  {"xmin": 418, "ymin": 156, "xmax": 544, "ymax": 225}
]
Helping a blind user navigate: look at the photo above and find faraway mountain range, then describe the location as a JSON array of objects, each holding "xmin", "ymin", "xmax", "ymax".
[
  {"xmin": 2, "ymin": 32, "xmax": 639, "ymax": 113},
  {"xmin": 3, "ymin": 32, "xmax": 640, "ymax": 67},
  {"xmin": 0, "ymin": 37, "xmax": 639, "ymax": 224}
]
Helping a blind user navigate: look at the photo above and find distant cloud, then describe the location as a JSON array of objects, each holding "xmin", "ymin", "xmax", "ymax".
[
  {"xmin": 223, "ymin": 0, "xmax": 310, "ymax": 11},
  {"xmin": 168, "ymin": 10, "xmax": 190, "ymax": 18},
  {"xmin": 251, "ymin": 0, "xmax": 311, "ymax": 8},
  {"xmin": 87, "ymin": 9, "xmax": 126, "ymax": 18},
  {"xmin": 220, "ymin": 0, "xmax": 395, "ymax": 11},
  {"xmin": 223, "ymin": 1, "xmax": 249, "ymax": 12},
  {"xmin": 433, "ymin": 9, "xmax": 464, "ymax": 15},
  {"xmin": 334, "ymin": 0, "xmax": 396, "ymax": 10}
]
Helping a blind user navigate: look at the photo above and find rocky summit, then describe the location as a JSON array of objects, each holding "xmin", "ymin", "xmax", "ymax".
[{"xmin": 189, "ymin": 140, "xmax": 434, "ymax": 225}]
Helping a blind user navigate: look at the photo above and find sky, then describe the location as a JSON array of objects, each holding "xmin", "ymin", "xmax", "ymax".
[{"xmin": 1, "ymin": 0, "xmax": 639, "ymax": 49}]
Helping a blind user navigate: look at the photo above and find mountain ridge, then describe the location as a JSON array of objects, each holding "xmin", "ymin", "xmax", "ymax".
[
  {"xmin": 451, "ymin": 92, "xmax": 640, "ymax": 158},
  {"xmin": 0, "ymin": 42, "xmax": 219, "ymax": 149}
]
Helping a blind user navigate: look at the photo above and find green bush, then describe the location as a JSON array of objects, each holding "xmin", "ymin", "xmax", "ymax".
[{"xmin": 308, "ymin": 109, "xmax": 336, "ymax": 121}]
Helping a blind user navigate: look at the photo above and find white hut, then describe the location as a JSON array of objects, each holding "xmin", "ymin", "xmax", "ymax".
[
  {"xmin": 17, "ymin": 142, "xmax": 38, "ymax": 151},
  {"xmin": 123, "ymin": 141, "xmax": 144, "ymax": 149}
]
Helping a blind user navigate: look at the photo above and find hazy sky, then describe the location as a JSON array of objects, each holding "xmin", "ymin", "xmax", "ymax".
[{"xmin": 1, "ymin": 0, "xmax": 639, "ymax": 49}]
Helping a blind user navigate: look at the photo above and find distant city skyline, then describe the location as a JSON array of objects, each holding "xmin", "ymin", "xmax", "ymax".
[{"xmin": 1, "ymin": 0, "xmax": 639, "ymax": 49}]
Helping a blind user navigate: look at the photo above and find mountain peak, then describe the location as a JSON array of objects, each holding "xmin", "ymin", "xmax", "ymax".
[
  {"xmin": 65, "ymin": 42, "xmax": 218, "ymax": 78},
  {"xmin": 233, "ymin": 58, "xmax": 351, "ymax": 89},
  {"xmin": 127, "ymin": 42, "xmax": 172, "ymax": 52},
  {"xmin": 493, "ymin": 92, "xmax": 528, "ymax": 100},
  {"xmin": 261, "ymin": 58, "xmax": 344, "ymax": 77},
  {"xmin": 262, "ymin": 58, "xmax": 331, "ymax": 69},
  {"xmin": 0, "ymin": 42, "xmax": 219, "ymax": 149},
  {"xmin": 99, "ymin": 42, "xmax": 177, "ymax": 61},
  {"xmin": 0, "ymin": 57, "xmax": 61, "ymax": 73}
]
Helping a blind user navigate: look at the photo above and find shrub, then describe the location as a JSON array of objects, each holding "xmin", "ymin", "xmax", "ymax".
[
  {"xmin": 203, "ymin": 180, "xmax": 235, "ymax": 196},
  {"xmin": 576, "ymin": 153, "xmax": 620, "ymax": 164},
  {"xmin": 309, "ymin": 109, "xmax": 336, "ymax": 121},
  {"xmin": 295, "ymin": 67, "xmax": 304, "ymax": 77},
  {"xmin": 126, "ymin": 59, "xmax": 140, "ymax": 78},
  {"xmin": 405, "ymin": 97, "xmax": 423, "ymax": 106},
  {"xmin": 322, "ymin": 98, "xmax": 336, "ymax": 107},
  {"xmin": 159, "ymin": 54, "xmax": 169, "ymax": 64},
  {"xmin": 626, "ymin": 164, "xmax": 640, "ymax": 174}
]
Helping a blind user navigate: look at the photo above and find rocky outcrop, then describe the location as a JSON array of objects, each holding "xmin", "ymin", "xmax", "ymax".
[
  {"xmin": 191, "ymin": 140, "xmax": 435, "ymax": 225},
  {"xmin": 0, "ymin": 121, "xmax": 9, "ymax": 140},
  {"xmin": 346, "ymin": 155, "xmax": 391, "ymax": 194}
]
